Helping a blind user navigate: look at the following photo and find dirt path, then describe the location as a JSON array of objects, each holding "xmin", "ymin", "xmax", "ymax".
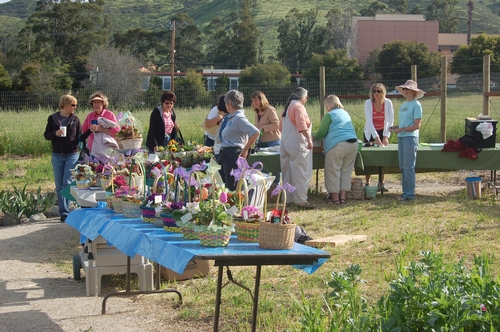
[{"xmin": 0, "ymin": 219, "xmax": 207, "ymax": 332}]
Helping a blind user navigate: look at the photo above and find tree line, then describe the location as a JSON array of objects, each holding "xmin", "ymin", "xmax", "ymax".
[{"xmin": 0, "ymin": 0, "xmax": 496, "ymax": 105}]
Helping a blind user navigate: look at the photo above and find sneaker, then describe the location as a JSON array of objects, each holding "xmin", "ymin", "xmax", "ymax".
[
  {"xmin": 378, "ymin": 183, "xmax": 388, "ymax": 192},
  {"xmin": 60, "ymin": 215, "xmax": 68, "ymax": 222}
]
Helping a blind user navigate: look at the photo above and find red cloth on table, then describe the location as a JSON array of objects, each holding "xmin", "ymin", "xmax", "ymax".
[{"xmin": 442, "ymin": 139, "xmax": 478, "ymax": 160}]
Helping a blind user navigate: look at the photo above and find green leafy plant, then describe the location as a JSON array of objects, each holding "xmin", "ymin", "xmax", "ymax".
[
  {"xmin": 294, "ymin": 252, "xmax": 500, "ymax": 331},
  {"xmin": 0, "ymin": 184, "xmax": 56, "ymax": 218}
]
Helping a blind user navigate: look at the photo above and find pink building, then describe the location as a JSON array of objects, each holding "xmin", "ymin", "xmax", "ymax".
[{"xmin": 351, "ymin": 14, "xmax": 439, "ymax": 65}]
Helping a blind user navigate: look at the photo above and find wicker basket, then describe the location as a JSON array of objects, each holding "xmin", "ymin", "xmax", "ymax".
[
  {"xmin": 161, "ymin": 213, "xmax": 180, "ymax": 232},
  {"xmin": 198, "ymin": 228, "xmax": 232, "ymax": 247},
  {"xmin": 120, "ymin": 138, "xmax": 143, "ymax": 150},
  {"xmin": 258, "ymin": 221, "xmax": 296, "ymax": 249},
  {"xmin": 122, "ymin": 201, "xmax": 142, "ymax": 218},
  {"xmin": 111, "ymin": 197, "xmax": 124, "ymax": 213},
  {"xmin": 258, "ymin": 188, "xmax": 296, "ymax": 249},
  {"xmin": 76, "ymin": 178, "xmax": 92, "ymax": 189},
  {"xmin": 140, "ymin": 205, "xmax": 156, "ymax": 223},
  {"xmin": 234, "ymin": 220, "xmax": 261, "ymax": 242},
  {"xmin": 180, "ymin": 226, "xmax": 198, "ymax": 240}
]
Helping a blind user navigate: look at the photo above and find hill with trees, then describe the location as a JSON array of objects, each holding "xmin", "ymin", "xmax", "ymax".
[{"xmin": 1, "ymin": 0, "xmax": 500, "ymax": 62}]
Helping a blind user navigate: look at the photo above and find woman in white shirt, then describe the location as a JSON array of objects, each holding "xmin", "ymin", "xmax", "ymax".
[{"xmin": 363, "ymin": 83, "xmax": 394, "ymax": 191}]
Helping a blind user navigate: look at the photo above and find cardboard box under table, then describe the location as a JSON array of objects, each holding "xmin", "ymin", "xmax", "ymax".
[{"xmin": 161, "ymin": 259, "xmax": 209, "ymax": 281}]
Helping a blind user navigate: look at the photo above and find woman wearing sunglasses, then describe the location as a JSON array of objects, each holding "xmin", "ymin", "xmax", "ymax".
[
  {"xmin": 363, "ymin": 83, "xmax": 394, "ymax": 191},
  {"xmin": 43, "ymin": 94, "xmax": 81, "ymax": 222},
  {"xmin": 146, "ymin": 90, "xmax": 181, "ymax": 153}
]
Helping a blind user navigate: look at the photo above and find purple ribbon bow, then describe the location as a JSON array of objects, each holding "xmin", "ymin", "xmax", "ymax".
[
  {"xmin": 271, "ymin": 183, "xmax": 297, "ymax": 197},
  {"xmin": 230, "ymin": 157, "xmax": 264, "ymax": 181}
]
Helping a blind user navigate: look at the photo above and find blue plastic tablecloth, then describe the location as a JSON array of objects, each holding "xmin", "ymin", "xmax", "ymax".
[{"xmin": 65, "ymin": 209, "xmax": 330, "ymax": 275}]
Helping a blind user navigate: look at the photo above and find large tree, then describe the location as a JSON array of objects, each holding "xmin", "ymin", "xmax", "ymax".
[
  {"xmin": 16, "ymin": 0, "xmax": 110, "ymax": 88},
  {"xmin": 302, "ymin": 49, "xmax": 365, "ymax": 84},
  {"xmin": 204, "ymin": 0, "xmax": 258, "ymax": 68},
  {"xmin": 425, "ymin": 0, "xmax": 459, "ymax": 33},
  {"xmin": 277, "ymin": 8, "xmax": 327, "ymax": 72},
  {"xmin": 451, "ymin": 34, "xmax": 500, "ymax": 75},
  {"xmin": 85, "ymin": 46, "xmax": 144, "ymax": 106},
  {"xmin": 239, "ymin": 61, "xmax": 291, "ymax": 86},
  {"xmin": 375, "ymin": 40, "xmax": 441, "ymax": 80}
]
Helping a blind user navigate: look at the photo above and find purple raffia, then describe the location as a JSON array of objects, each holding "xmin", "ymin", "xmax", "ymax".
[
  {"xmin": 230, "ymin": 157, "xmax": 264, "ymax": 181},
  {"xmin": 271, "ymin": 183, "xmax": 296, "ymax": 197},
  {"xmin": 173, "ymin": 161, "xmax": 207, "ymax": 187}
]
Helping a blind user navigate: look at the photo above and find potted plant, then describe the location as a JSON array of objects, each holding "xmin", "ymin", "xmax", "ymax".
[
  {"xmin": 175, "ymin": 202, "xmax": 201, "ymax": 239},
  {"xmin": 160, "ymin": 201, "xmax": 185, "ymax": 232},
  {"xmin": 194, "ymin": 192, "xmax": 234, "ymax": 247}
]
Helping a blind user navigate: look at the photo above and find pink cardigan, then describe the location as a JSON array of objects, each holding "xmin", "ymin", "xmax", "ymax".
[{"xmin": 82, "ymin": 109, "xmax": 120, "ymax": 150}]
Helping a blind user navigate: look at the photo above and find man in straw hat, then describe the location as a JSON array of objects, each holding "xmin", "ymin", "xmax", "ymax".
[{"xmin": 390, "ymin": 80, "xmax": 424, "ymax": 201}]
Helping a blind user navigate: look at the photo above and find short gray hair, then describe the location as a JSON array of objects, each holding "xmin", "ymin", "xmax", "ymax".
[{"xmin": 224, "ymin": 90, "xmax": 244, "ymax": 109}]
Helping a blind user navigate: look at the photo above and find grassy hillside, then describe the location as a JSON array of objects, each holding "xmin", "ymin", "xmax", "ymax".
[{"xmin": 1, "ymin": 0, "xmax": 500, "ymax": 59}]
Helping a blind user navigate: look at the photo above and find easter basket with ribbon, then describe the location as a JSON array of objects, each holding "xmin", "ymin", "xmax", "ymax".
[
  {"xmin": 172, "ymin": 161, "xmax": 208, "ymax": 236},
  {"xmin": 232, "ymin": 158, "xmax": 269, "ymax": 242},
  {"xmin": 116, "ymin": 111, "xmax": 143, "ymax": 150},
  {"xmin": 259, "ymin": 183, "xmax": 297, "ymax": 250}
]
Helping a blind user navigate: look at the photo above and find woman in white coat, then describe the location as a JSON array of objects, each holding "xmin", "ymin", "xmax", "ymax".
[{"xmin": 363, "ymin": 83, "xmax": 394, "ymax": 191}]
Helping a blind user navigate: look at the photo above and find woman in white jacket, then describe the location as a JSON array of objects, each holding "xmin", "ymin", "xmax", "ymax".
[{"xmin": 363, "ymin": 83, "xmax": 394, "ymax": 191}]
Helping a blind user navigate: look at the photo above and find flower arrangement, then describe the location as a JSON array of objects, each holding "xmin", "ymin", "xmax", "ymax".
[
  {"xmin": 116, "ymin": 111, "xmax": 142, "ymax": 140},
  {"xmin": 195, "ymin": 198, "xmax": 233, "ymax": 231},
  {"xmin": 240, "ymin": 205, "xmax": 264, "ymax": 220},
  {"xmin": 267, "ymin": 183, "xmax": 296, "ymax": 224},
  {"xmin": 116, "ymin": 125, "xmax": 142, "ymax": 140},
  {"xmin": 70, "ymin": 164, "xmax": 94, "ymax": 180},
  {"xmin": 161, "ymin": 201, "xmax": 186, "ymax": 220}
]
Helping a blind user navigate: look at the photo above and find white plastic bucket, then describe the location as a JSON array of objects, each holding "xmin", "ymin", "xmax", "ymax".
[{"xmin": 465, "ymin": 177, "xmax": 481, "ymax": 199}]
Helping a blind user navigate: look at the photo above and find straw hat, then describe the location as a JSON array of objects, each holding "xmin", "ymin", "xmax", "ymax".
[
  {"xmin": 90, "ymin": 96, "xmax": 104, "ymax": 103},
  {"xmin": 395, "ymin": 80, "xmax": 425, "ymax": 99}
]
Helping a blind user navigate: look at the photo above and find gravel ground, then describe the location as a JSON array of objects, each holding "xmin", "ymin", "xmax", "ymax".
[{"xmin": 0, "ymin": 219, "xmax": 209, "ymax": 332}]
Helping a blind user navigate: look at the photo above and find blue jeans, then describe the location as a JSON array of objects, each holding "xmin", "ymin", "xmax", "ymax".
[
  {"xmin": 398, "ymin": 136, "xmax": 418, "ymax": 199},
  {"xmin": 52, "ymin": 152, "xmax": 79, "ymax": 216}
]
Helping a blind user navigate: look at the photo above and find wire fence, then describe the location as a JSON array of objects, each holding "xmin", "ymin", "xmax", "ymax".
[{"xmin": 2, "ymin": 73, "xmax": 500, "ymax": 111}]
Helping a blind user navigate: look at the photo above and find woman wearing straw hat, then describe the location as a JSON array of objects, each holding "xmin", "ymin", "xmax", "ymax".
[
  {"xmin": 390, "ymin": 80, "xmax": 424, "ymax": 201},
  {"xmin": 82, "ymin": 91, "xmax": 120, "ymax": 151}
]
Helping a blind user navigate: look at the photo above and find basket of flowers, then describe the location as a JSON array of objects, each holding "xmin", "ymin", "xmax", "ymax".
[
  {"xmin": 70, "ymin": 164, "xmax": 96, "ymax": 189},
  {"xmin": 112, "ymin": 185, "xmax": 137, "ymax": 214},
  {"xmin": 259, "ymin": 183, "xmax": 297, "ymax": 250},
  {"xmin": 175, "ymin": 202, "xmax": 201, "ymax": 239},
  {"xmin": 122, "ymin": 192, "xmax": 143, "ymax": 218},
  {"xmin": 231, "ymin": 157, "xmax": 269, "ymax": 242},
  {"xmin": 194, "ymin": 198, "xmax": 234, "ymax": 247},
  {"xmin": 141, "ymin": 171, "xmax": 172, "ymax": 224},
  {"xmin": 116, "ymin": 111, "xmax": 143, "ymax": 150},
  {"xmin": 160, "ymin": 201, "xmax": 185, "ymax": 232}
]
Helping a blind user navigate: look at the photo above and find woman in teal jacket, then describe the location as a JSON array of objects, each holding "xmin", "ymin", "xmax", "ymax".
[{"xmin": 313, "ymin": 95, "xmax": 358, "ymax": 205}]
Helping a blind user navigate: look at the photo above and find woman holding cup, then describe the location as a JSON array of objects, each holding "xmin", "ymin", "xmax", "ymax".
[{"xmin": 44, "ymin": 94, "xmax": 82, "ymax": 222}]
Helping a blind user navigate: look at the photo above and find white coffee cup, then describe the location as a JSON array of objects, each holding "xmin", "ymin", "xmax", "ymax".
[{"xmin": 60, "ymin": 126, "xmax": 67, "ymax": 137}]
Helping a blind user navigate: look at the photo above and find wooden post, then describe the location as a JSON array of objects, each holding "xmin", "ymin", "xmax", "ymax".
[
  {"xmin": 319, "ymin": 66, "xmax": 325, "ymax": 119},
  {"xmin": 411, "ymin": 65, "xmax": 417, "ymax": 82},
  {"xmin": 483, "ymin": 54, "xmax": 490, "ymax": 116},
  {"xmin": 171, "ymin": 21, "xmax": 176, "ymax": 92},
  {"xmin": 440, "ymin": 57, "xmax": 447, "ymax": 143}
]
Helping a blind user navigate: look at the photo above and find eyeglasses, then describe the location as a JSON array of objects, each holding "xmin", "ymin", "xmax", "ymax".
[
  {"xmin": 71, "ymin": 104, "xmax": 77, "ymax": 107},
  {"xmin": 164, "ymin": 101, "xmax": 174, "ymax": 105},
  {"xmin": 402, "ymin": 87, "xmax": 409, "ymax": 91},
  {"xmin": 372, "ymin": 90, "xmax": 382, "ymax": 94}
]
